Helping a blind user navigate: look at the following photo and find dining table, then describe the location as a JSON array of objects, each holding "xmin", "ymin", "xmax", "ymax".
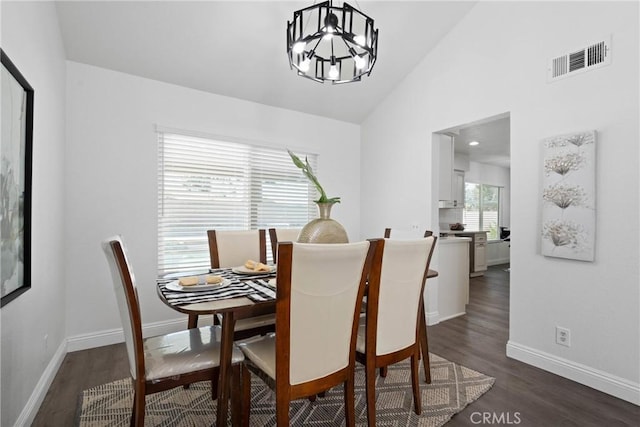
[
  {"xmin": 157, "ymin": 267, "xmax": 277, "ymax": 426},
  {"xmin": 157, "ymin": 267, "xmax": 438, "ymax": 426}
]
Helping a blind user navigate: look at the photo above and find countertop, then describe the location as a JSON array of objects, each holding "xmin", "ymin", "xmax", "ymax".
[{"xmin": 440, "ymin": 230, "xmax": 488, "ymax": 235}]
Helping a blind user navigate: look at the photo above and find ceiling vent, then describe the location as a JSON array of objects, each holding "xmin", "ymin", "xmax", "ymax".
[{"xmin": 547, "ymin": 36, "xmax": 611, "ymax": 82}]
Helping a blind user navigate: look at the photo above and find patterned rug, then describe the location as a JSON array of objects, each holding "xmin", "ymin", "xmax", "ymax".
[{"xmin": 77, "ymin": 353, "xmax": 494, "ymax": 426}]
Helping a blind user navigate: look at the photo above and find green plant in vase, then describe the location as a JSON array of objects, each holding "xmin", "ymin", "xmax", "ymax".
[
  {"xmin": 288, "ymin": 149, "xmax": 348, "ymax": 243},
  {"xmin": 287, "ymin": 150, "xmax": 340, "ymax": 204}
]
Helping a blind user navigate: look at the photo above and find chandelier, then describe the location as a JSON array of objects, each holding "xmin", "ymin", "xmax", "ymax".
[{"xmin": 286, "ymin": 0, "xmax": 379, "ymax": 84}]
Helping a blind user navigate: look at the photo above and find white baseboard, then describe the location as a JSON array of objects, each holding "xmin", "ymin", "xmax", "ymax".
[
  {"xmin": 487, "ymin": 258, "xmax": 510, "ymax": 266},
  {"xmin": 15, "ymin": 340, "xmax": 67, "ymax": 426},
  {"xmin": 507, "ymin": 340, "xmax": 640, "ymax": 405},
  {"xmin": 438, "ymin": 311, "xmax": 466, "ymax": 322},
  {"xmin": 425, "ymin": 310, "xmax": 439, "ymax": 326},
  {"xmin": 66, "ymin": 317, "xmax": 194, "ymax": 352}
]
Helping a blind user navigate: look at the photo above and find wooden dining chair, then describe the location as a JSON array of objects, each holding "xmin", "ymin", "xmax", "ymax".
[
  {"xmin": 237, "ymin": 240, "xmax": 381, "ymax": 427},
  {"xmin": 192, "ymin": 229, "xmax": 276, "ymax": 341},
  {"xmin": 207, "ymin": 229, "xmax": 267, "ymax": 269},
  {"xmin": 267, "ymin": 227, "xmax": 301, "ymax": 261},
  {"xmin": 102, "ymin": 235, "xmax": 245, "ymax": 426},
  {"xmin": 379, "ymin": 228, "xmax": 435, "ymax": 382},
  {"xmin": 357, "ymin": 236, "xmax": 437, "ymax": 426}
]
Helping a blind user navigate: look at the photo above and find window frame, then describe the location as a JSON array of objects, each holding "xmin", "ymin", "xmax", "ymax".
[
  {"xmin": 157, "ymin": 129, "xmax": 317, "ymax": 274},
  {"xmin": 463, "ymin": 182, "xmax": 501, "ymax": 241}
]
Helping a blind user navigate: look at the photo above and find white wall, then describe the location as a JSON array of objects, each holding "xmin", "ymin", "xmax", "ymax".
[
  {"xmin": 0, "ymin": 2, "xmax": 67, "ymax": 426},
  {"xmin": 64, "ymin": 62, "xmax": 361, "ymax": 344},
  {"xmin": 361, "ymin": 1, "xmax": 639, "ymax": 403}
]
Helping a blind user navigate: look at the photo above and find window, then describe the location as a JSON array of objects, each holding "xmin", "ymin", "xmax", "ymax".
[
  {"xmin": 158, "ymin": 131, "xmax": 316, "ymax": 274},
  {"xmin": 463, "ymin": 183, "xmax": 501, "ymax": 240}
]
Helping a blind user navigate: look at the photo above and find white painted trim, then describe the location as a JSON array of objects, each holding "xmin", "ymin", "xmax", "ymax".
[
  {"xmin": 507, "ymin": 340, "xmax": 640, "ymax": 405},
  {"xmin": 426, "ymin": 310, "xmax": 440, "ymax": 326},
  {"xmin": 487, "ymin": 258, "xmax": 510, "ymax": 266},
  {"xmin": 438, "ymin": 311, "xmax": 466, "ymax": 322},
  {"xmin": 15, "ymin": 340, "xmax": 67, "ymax": 426},
  {"xmin": 66, "ymin": 317, "xmax": 190, "ymax": 352}
]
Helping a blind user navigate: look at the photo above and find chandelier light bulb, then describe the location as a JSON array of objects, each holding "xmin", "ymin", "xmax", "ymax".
[
  {"xmin": 353, "ymin": 34, "xmax": 366, "ymax": 46},
  {"xmin": 299, "ymin": 57, "xmax": 311, "ymax": 72},
  {"xmin": 329, "ymin": 64, "xmax": 339, "ymax": 80},
  {"xmin": 354, "ymin": 55, "xmax": 366, "ymax": 69},
  {"xmin": 293, "ymin": 41, "xmax": 306, "ymax": 54}
]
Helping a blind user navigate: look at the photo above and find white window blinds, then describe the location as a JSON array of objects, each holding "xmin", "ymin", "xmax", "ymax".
[{"xmin": 158, "ymin": 131, "xmax": 317, "ymax": 274}]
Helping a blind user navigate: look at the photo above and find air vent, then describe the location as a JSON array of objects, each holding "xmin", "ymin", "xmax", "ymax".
[{"xmin": 548, "ymin": 36, "xmax": 611, "ymax": 82}]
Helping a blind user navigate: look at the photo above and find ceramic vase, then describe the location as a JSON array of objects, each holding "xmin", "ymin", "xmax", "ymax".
[{"xmin": 297, "ymin": 202, "xmax": 349, "ymax": 243}]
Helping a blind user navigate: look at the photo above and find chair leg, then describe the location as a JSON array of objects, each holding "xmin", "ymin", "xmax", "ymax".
[
  {"xmin": 419, "ymin": 301, "xmax": 431, "ymax": 383},
  {"xmin": 241, "ymin": 365, "xmax": 251, "ymax": 426},
  {"xmin": 275, "ymin": 395, "xmax": 290, "ymax": 427},
  {"xmin": 211, "ymin": 371, "xmax": 219, "ymax": 400},
  {"xmin": 231, "ymin": 364, "xmax": 249, "ymax": 427},
  {"xmin": 131, "ymin": 387, "xmax": 145, "ymax": 427},
  {"xmin": 379, "ymin": 366, "xmax": 388, "ymax": 377},
  {"xmin": 365, "ymin": 364, "xmax": 377, "ymax": 427},
  {"xmin": 343, "ymin": 379, "xmax": 356, "ymax": 427},
  {"xmin": 410, "ymin": 351, "xmax": 422, "ymax": 415}
]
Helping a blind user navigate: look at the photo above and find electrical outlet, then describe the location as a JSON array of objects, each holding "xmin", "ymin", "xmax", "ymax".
[
  {"xmin": 556, "ymin": 327, "xmax": 571, "ymax": 347},
  {"xmin": 410, "ymin": 223, "xmax": 419, "ymax": 231}
]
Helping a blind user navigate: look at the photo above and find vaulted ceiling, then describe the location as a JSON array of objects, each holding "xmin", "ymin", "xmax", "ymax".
[{"xmin": 55, "ymin": 1, "xmax": 477, "ymax": 124}]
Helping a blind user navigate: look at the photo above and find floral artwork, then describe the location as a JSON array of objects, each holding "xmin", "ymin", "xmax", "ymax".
[{"xmin": 541, "ymin": 130, "xmax": 596, "ymax": 261}]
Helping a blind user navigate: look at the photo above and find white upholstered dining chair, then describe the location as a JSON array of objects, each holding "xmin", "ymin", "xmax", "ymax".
[
  {"xmin": 267, "ymin": 227, "xmax": 301, "ymax": 261},
  {"xmin": 356, "ymin": 236, "xmax": 437, "ymax": 426},
  {"xmin": 102, "ymin": 235, "xmax": 245, "ymax": 426},
  {"xmin": 237, "ymin": 240, "xmax": 380, "ymax": 427},
  {"xmin": 195, "ymin": 229, "xmax": 276, "ymax": 340}
]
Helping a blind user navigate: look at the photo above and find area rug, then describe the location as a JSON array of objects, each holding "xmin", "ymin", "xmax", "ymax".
[{"xmin": 77, "ymin": 353, "xmax": 494, "ymax": 426}]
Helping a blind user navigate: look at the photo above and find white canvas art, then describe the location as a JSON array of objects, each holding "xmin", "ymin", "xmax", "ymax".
[{"xmin": 541, "ymin": 130, "xmax": 596, "ymax": 261}]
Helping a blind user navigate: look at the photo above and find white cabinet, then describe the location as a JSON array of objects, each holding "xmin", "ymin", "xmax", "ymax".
[
  {"xmin": 474, "ymin": 239, "xmax": 487, "ymax": 272},
  {"xmin": 437, "ymin": 238, "xmax": 470, "ymax": 321},
  {"xmin": 453, "ymin": 169, "xmax": 465, "ymax": 207},
  {"xmin": 438, "ymin": 134, "xmax": 454, "ymax": 201},
  {"xmin": 437, "ymin": 134, "xmax": 465, "ymax": 207}
]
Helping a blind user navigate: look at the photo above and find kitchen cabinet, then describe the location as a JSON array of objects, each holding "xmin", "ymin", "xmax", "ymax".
[
  {"xmin": 437, "ymin": 134, "xmax": 465, "ymax": 207},
  {"xmin": 439, "ymin": 230, "xmax": 488, "ymax": 277},
  {"xmin": 436, "ymin": 238, "xmax": 470, "ymax": 321},
  {"xmin": 438, "ymin": 134, "xmax": 454, "ymax": 202},
  {"xmin": 470, "ymin": 232, "xmax": 488, "ymax": 277},
  {"xmin": 453, "ymin": 169, "xmax": 465, "ymax": 207}
]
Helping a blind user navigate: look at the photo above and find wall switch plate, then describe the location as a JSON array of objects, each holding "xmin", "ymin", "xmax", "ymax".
[{"xmin": 556, "ymin": 326, "xmax": 571, "ymax": 347}]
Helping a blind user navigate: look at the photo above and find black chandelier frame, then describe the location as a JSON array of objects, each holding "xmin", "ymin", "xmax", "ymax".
[{"xmin": 286, "ymin": 0, "xmax": 379, "ymax": 84}]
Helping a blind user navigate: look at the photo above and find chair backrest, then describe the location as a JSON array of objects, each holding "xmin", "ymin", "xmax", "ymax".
[
  {"xmin": 101, "ymin": 236, "xmax": 144, "ymax": 380},
  {"xmin": 275, "ymin": 240, "xmax": 377, "ymax": 386},
  {"xmin": 367, "ymin": 236, "xmax": 437, "ymax": 356},
  {"xmin": 268, "ymin": 228, "xmax": 302, "ymax": 261},
  {"xmin": 207, "ymin": 229, "xmax": 266, "ymax": 268}
]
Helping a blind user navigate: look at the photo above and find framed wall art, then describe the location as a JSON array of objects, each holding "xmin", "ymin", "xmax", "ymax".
[
  {"xmin": 1, "ymin": 49, "xmax": 33, "ymax": 307},
  {"xmin": 541, "ymin": 130, "xmax": 596, "ymax": 262}
]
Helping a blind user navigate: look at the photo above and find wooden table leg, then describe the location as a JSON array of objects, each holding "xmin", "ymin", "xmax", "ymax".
[
  {"xmin": 419, "ymin": 300, "xmax": 431, "ymax": 383},
  {"xmin": 216, "ymin": 312, "xmax": 235, "ymax": 426}
]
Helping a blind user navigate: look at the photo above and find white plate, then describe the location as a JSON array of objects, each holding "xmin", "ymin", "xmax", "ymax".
[
  {"xmin": 232, "ymin": 265, "xmax": 276, "ymax": 275},
  {"xmin": 165, "ymin": 279, "xmax": 231, "ymax": 292}
]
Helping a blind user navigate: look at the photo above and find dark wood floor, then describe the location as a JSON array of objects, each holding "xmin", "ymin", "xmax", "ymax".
[{"xmin": 33, "ymin": 265, "xmax": 639, "ymax": 426}]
